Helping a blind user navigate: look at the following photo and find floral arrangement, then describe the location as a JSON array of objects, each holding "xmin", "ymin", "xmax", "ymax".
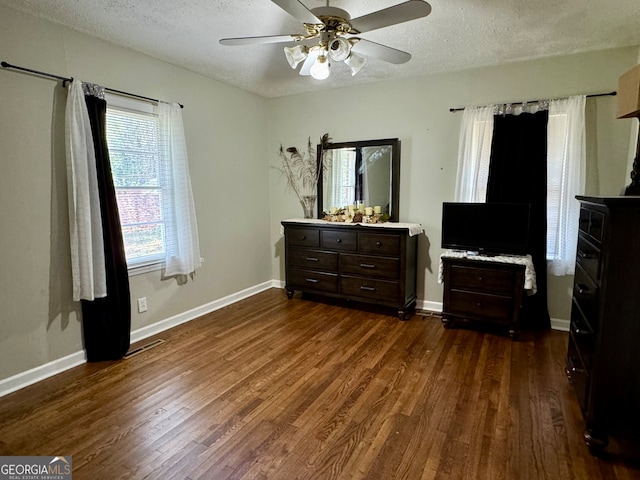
[
  {"xmin": 275, "ymin": 134, "xmax": 331, "ymax": 218},
  {"xmin": 322, "ymin": 206, "xmax": 390, "ymax": 224}
]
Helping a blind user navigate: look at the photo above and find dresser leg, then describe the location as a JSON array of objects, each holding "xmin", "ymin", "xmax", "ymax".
[
  {"xmin": 584, "ymin": 429, "xmax": 608, "ymax": 456},
  {"xmin": 508, "ymin": 328, "xmax": 520, "ymax": 340},
  {"xmin": 564, "ymin": 366, "xmax": 575, "ymax": 384},
  {"xmin": 285, "ymin": 288, "xmax": 294, "ymax": 300},
  {"xmin": 441, "ymin": 317, "xmax": 452, "ymax": 329}
]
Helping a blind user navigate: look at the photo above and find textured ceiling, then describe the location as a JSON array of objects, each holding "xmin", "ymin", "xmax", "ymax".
[{"xmin": 1, "ymin": 0, "xmax": 639, "ymax": 98}]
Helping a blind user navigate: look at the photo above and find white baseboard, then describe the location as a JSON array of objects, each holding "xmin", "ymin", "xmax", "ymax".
[
  {"xmin": 550, "ymin": 317, "xmax": 570, "ymax": 331},
  {"xmin": 0, "ymin": 352, "xmax": 87, "ymax": 398},
  {"xmin": 0, "ymin": 280, "xmax": 276, "ymax": 398},
  {"xmin": 130, "ymin": 280, "xmax": 274, "ymax": 344},
  {"xmin": 417, "ymin": 299, "xmax": 442, "ymax": 313}
]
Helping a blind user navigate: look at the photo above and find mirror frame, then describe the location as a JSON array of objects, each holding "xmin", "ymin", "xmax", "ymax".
[{"xmin": 317, "ymin": 138, "xmax": 401, "ymax": 222}]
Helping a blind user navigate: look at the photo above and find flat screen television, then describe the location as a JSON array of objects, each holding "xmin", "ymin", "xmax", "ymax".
[{"xmin": 441, "ymin": 202, "xmax": 531, "ymax": 256}]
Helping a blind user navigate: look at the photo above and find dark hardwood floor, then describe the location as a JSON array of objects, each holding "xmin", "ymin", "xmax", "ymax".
[{"xmin": 1, "ymin": 288, "xmax": 638, "ymax": 479}]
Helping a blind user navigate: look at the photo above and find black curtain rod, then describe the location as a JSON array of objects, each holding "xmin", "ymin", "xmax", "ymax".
[
  {"xmin": 449, "ymin": 91, "xmax": 617, "ymax": 112},
  {"xmin": 1, "ymin": 60, "xmax": 183, "ymax": 108}
]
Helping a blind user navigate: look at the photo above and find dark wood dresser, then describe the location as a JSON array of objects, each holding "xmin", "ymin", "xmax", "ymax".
[
  {"xmin": 440, "ymin": 256, "xmax": 528, "ymax": 339},
  {"xmin": 281, "ymin": 221, "xmax": 420, "ymax": 318},
  {"xmin": 565, "ymin": 196, "xmax": 640, "ymax": 455}
]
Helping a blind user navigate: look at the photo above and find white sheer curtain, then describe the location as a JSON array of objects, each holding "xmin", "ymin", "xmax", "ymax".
[
  {"xmin": 547, "ymin": 95, "xmax": 586, "ymax": 275},
  {"xmin": 158, "ymin": 102, "xmax": 202, "ymax": 277},
  {"xmin": 454, "ymin": 97, "xmax": 586, "ymax": 276},
  {"xmin": 454, "ymin": 105, "xmax": 495, "ymax": 202},
  {"xmin": 65, "ymin": 80, "xmax": 107, "ymax": 301}
]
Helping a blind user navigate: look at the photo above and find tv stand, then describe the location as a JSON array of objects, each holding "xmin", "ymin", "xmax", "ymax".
[{"xmin": 439, "ymin": 251, "xmax": 536, "ymax": 339}]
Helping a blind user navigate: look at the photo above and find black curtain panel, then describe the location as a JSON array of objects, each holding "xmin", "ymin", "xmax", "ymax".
[
  {"xmin": 81, "ymin": 89, "xmax": 131, "ymax": 361},
  {"xmin": 486, "ymin": 110, "xmax": 551, "ymax": 330}
]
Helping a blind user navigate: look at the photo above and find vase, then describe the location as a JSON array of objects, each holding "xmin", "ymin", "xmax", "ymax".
[{"xmin": 300, "ymin": 195, "xmax": 317, "ymax": 219}]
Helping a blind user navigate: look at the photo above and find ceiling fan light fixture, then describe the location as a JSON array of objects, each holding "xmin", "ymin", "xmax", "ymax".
[
  {"xmin": 328, "ymin": 37, "xmax": 351, "ymax": 62},
  {"xmin": 310, "ymin": 54, "xmax": 330, "ymax": 80},
  {"xmin": 284, "ymin": 44, "xmax": 309, "ymax": 69},
  {"xmin": 344, "ymin": 52, "xmax": 366, "ymax": 76}
]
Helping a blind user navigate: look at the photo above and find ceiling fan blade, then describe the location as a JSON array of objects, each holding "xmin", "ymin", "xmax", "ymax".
[
  {"xmin": 299, "ymin": 48, "xmax": 320, "ymax": 76},
  {"xmin": 350, "ymin": 0, "xmax": 432, "ymax": 34},
  {"xmin": 271, "ymin": 0, "xmax": 322, "ymax": 25},
  {"xmin": 351, "ymin": 39, "xmax": 411, "ymax": 65},
  {"xmin": 220, "ymin": 35, "xmax": 301, "ymax": 46}
]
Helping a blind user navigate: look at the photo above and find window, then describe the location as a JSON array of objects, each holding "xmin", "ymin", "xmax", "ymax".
[
  {"xmin": 106, "ymin": 95, "xmax": 165, "ymax": 271},
  {"xmin": 455, "ymin": 96, "xmax": 585, "ymax": 275},
  {"xmin": 327, "ymin": 148, "xmax": 356, "ymax": 208}
]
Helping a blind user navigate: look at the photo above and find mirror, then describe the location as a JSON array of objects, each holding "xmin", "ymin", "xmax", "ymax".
[{"xmin": 317, "ymin": 138, "xmax": 400, "ymax": 222}]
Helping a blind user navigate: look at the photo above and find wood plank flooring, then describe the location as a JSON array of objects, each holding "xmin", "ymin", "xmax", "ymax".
[{"xmin": 1, "ymin": 288, "xmax": 638, "ymax": 479}]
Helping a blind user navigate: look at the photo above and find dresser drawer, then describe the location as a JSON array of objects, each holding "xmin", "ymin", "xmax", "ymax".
[
  {"xmin": 359, "ymin": 232, "xmax": 401, "ymax": 255},
  {"xmin": 569, "ymin": 304, "xmax": 595, "ymax": 370},
  {"xmin": 573, "ymin": 264, "xmax": 599, "ymax": 332},
  {"xmin": 566, "ymin": 336, "xmax": 590, "ymax": 414},
  {"xmin": 447, "ymin": 289, "xmax": 514, "ymax": 324},
  {"xmin": 321, "ymin": 230, "xmax": 357, "ymax": 251},
  {"xmin": 447, "ymin": 263, "xmax": 519, "ymax": 296},
  {"xmin": 288, "ymin": 248, "xmax": 337, "ymax": 272},
  {"xmin": 576, "ymin": 234, "xmax": 601, "ymax": 282},
  {"xmin": 286, "ymin": 227, "xmax": 320, "ymax": 247},
  {"xmin": 579, "ymin": 206, "xmax": 605, "ymax": 245},
  {"xmin": 340, "ymin": 275, "xmax": 399, "ymax": 301},
  {"xmin": 288, "ymin": 269, "xmax": 338, "ymax": 293},
  {"xmin": 339, "ymin": 253, "xmax": 399, "ymax": 280}
]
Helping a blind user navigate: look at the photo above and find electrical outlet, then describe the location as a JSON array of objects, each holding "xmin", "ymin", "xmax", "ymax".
[{"xmin": 137, "ymin": 297, "xmax": 148, "ymax": 313}]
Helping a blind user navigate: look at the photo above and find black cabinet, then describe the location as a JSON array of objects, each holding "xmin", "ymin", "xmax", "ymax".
[
  {"xmin": 441, "ymin": 257, "xmax": 526, "ymax": 339},
  {"xmin": 282, "ymin": 221, "xmax": 419, "ymax": 318},
  {"xmin": 565, "ymin": 196, "xmax": 640, "ymax": 455}
]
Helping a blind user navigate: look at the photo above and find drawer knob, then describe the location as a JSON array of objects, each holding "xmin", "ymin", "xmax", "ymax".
[
  {"xmin": 576, "ymin": 284, "xmax": 590, "ymax": 295},
  {"xmin": 305, "ymin": 278, "xmax": 319, "ymax": 283},
  {"xmin": 300, "ymin": 235, "xmax": 306, "ymax": 240},
  {"xmin": 305, "ymin": 257, "xmax": 319, "ymax": 262},
  {"xmin": 360, "ymin": 286, "xmax": 376, "ymax": 292},
  {"xmin": 336, "ymin": 238, "xmax": 342, "ymax": 243},
  {"xmin": 478, "ymin": 276, "xmax": 483, "ymax": 281},
  {"xmin": 572, "ymin": 324, "xmax": 589, "ymax": 336},
  {"xmin": 376, "ymin": 241, "xmax": 382, "ymax": 247},
  {"xmin": 568, "ymin": 356, "xmax": 585, "ymax": 374},
  {"xmin": 360, "ymin": 263, "xmax": 376, "ymax": 269}
]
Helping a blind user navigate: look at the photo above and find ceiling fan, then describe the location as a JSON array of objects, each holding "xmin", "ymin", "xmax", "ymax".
[{"xmin": 219, "ymin": 0, "xmax": 432, "ymax": 80}]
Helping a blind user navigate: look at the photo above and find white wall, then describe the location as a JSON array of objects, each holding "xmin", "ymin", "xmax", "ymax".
[
  {"xmin": 0, "ymin": 6, "xmax": 272, "ymax": 384},
  {"xmin": 268, "ymin": 46, "xmax": 639, "ymax": 322}
]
